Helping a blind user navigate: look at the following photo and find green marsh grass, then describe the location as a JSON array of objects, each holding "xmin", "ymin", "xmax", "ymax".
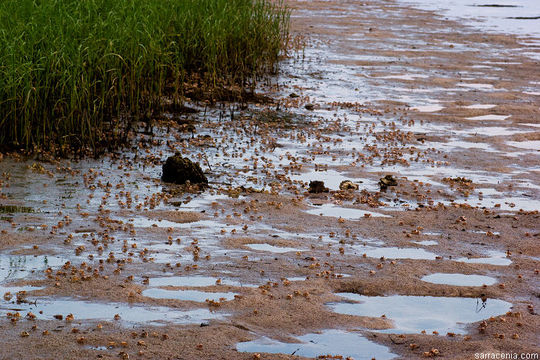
[{"xmin": 0, "ymin": 0, "xmax": 289, "ymax": 153}]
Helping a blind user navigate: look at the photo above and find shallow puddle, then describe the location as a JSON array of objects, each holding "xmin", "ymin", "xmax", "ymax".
[
  {"xmin": 289, "ymin": 169, "xmax": 364, "ymax": 191},
  {"xmin": 422, "ymin": 231, "xmax": 443, "ymax": 236},
  {"xmin": 328, "ymin": 293, "xmax": 512, "ymax": 334},
  {"xmin": 378, "ymin": 74, "xmax": 429, "ymax": 81},
  {"xmin": 469, "ymin": 194, "xmax": 540, "ymax": 212},
  {"xmin": 127, "ymin": 217, "xmax": 193, "ymax": 228},
  {"xmin": 457, "ymin": 83, "xmax": 494, "ymax": 90},
  {"xmin": 307, "ymin": 204, "xmax": 390, "ymax": 219},
  {"xmin": 246, "ymin": 243, "xmax": 300, "ymax": 254},
  {"xmin": 441, "ymin": 140, "xmax": 494, "ymax": 151},
  {"xmin": 521, "ymin": 123, "xmax": 540, "ymax": 128},
  {"xmin": 464, "ymin": 104, "xmax": 496, "ymax": 109},
  {"xmin": 412, "ymin": 240, "xmax": 438, "ymax": 246},
  {"xmin": 143, "ymin": 288, "xmax": 237, "ymax": 302},
  {"xmin": 351, "ymin": 246, "xmax": 438, "ymax": 260},
  {"xmin": 460, "ymin": 126, "xmax": 532, "ymax": 136},
  {"xmin": 177, "ymin": 194, "xmax": 233, "ymax": 211},
  {"xmin": 506, "ymin": 140, "xmax": 540, "ymax": 150},
  {"xmin": 0, "ymin": 285, "xmax": 44, "ymax": 299},
  {"xmin": 0, "ymin": 254, "xmax": 67, "ymax": 282},
  {"xmin": 400, "ymin": 0, "xmax": 540, "ymax": 37},
  {"xmin": 421, "ymin": 273, "xmax": 497, "ymax": 286},
  {"xmin": 456, "ymin": 250, "xmax": 512, "ymax": 266},
  {"xmin": 0, "ymin": 297, "xmax": 224, "ymax": 325},
  {"xmin": 411, "ymin": 104, "xmax": 444, "ymax": 112},
  {"xmin": 466, "ymin": 115, "xmax": 510, "ymax": 121},
  {"xmin": 469, "ymin": 230, "xmax": 500, "ymax": 236},
  {"xmin": 387, "ymin": 165, "xmax": 512, "ymax": 187},
  {"xmin": 85, "ymin": 346, "xmax": 109, "ymax": 352},
  {"xmin": 237, "ymin": 329, "xmax": 396, "ymax": 360}
]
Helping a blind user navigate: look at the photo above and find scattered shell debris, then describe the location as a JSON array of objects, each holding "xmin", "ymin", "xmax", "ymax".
[{"xmin": 1, "ymin": 0, "xmax": 539, "ymax": 358}]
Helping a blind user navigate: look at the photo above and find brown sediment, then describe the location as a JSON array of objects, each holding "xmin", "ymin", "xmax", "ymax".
[
  {"xmin": 0, "ymin": 0, "xmax": 539, "ymax": 359},
  {"xmin": 140, "ymin": 210, "xmax": 204, "ymax": 224}
]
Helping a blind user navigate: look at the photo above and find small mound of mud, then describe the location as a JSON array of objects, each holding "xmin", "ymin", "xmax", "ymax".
[
  {"xmin": 339, "ymin": 180, "xmax": 359, "ymax": 191},
  {"xmin": 162, "ymin": 153, "xmax": 208, "ymax": 185},
  {"xmin": 379, "ymin": 175, "xmax": 397, "ymax": 190},
  {"xmin": 308, "ymin": 180, "xmax": 329, "ymax": 193}
]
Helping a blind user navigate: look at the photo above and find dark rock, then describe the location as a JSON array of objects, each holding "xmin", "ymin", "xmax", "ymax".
[
  {"xmin": 308, "ymin": 180, "xmax": 329, "ymax": 193},
  {"xmin": 304, "ymin": 103, "xmax": 315, "ymax": 111},
  {"xmin": 379, "ymin": 175, "xmax": 397, "ymax": 190},
  {"xmin": 162, "ymin": 153, "xmax": 208, "ymax": 185},
  {"xmin": 289, "ymin": 92, "xmax": 300, "ymax": 98}
]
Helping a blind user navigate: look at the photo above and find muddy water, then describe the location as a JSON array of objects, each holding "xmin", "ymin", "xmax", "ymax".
[{"xmin": 0, "ymin": 0, "xmax": 539, "ymax": 359}]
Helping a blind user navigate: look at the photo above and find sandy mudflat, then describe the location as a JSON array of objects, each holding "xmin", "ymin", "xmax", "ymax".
[{"xmin": 0, "ymin": 0, "xmax": 539, "ymax": 359}]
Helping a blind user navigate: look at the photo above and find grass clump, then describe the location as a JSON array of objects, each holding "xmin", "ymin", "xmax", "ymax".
[{"xmin": 0, "ymin": 0, "xmax": 289, "ymax": 153}]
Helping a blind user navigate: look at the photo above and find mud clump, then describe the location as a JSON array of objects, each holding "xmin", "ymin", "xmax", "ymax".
[
  {"xmin": 442, "ymin": 177, "xmax": 473, "ymax": 187},
  {"xmin": 339, "ymin": 180, "xmax": 359, "ymax": 191},
  {"xmin": 379, "ymin": 175, "xmax": 397, "ymax": 190},
  {"xmin": 308, "ymin": 180, "xmax": 329, "ymax": 193},
  {"xmin": 162, "ymin": 153, "xmax": 208, "ymax": 185}
]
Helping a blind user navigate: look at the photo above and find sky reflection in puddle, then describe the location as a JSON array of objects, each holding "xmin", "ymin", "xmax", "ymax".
[
  {"xmin": 143, "ymin": 288, "xmax": 237, "ymax": 302},
  {"xmin": 237, "ymin": 329, "xmax": 396, "ymax": 360},
  {"xmin": 246, "ymin": 243, "xmax": 300, "ymax": 253},
  {"xmin": 0, "ymin": 297, "xmax": 225, "ymax": 325},
  {"xmin": 421, "ymin": 273, "xmax": 497, "ymax": 286},
  {"xmin": 0, "ymin": 254, "xmax": 67, "ymax": 282},
  {"xmin": 328, "ymin": 293, "xmax": 512, "ymax": 334},
  {"xmin": 307, "ymin": 204, "xmax": 390, "ymax": 219},
  {"xmin": 351, "ymin": 245, "xmax": 439, "ymax": 260},
  {"xmin": 455, "ymin": 250, "xmax": 512, "ymax": 266}
]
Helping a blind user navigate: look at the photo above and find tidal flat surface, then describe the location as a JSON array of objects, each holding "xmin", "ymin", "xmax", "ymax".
[{"xmin": 0, "ymin": 0, "xmax": 539, "ymax": 359}]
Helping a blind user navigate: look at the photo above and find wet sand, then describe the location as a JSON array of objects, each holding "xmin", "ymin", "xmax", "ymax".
[{"xmin": 1, "ymin": 0, "xmax": 539, "ymax": 359}]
